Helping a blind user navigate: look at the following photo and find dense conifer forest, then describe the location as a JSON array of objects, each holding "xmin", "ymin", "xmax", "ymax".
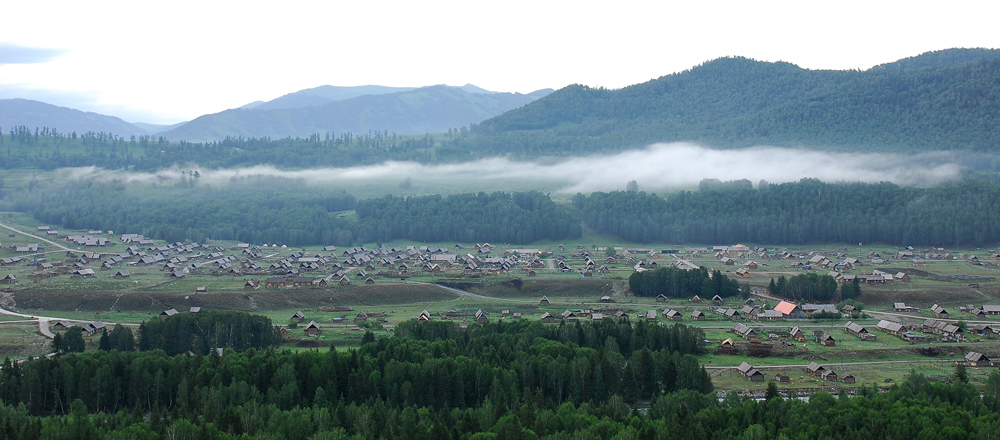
[
  {"xmin": 1, "ymin": 317, "xmax": 999, "ymax": 439},
  {"xmin": 6, "ymin": 177, "xmax": 1000, "ymax": 246}
]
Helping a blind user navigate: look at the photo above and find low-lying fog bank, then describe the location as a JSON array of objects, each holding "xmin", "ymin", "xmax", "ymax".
[{"xmin": 54, "ymin": 142, "xmax": 964, "ymax": 195}]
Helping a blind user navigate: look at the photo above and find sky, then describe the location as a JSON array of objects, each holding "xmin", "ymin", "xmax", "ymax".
[{"xmin": 1, "ymin": 0, "xmax": 999, "ymax": 124}]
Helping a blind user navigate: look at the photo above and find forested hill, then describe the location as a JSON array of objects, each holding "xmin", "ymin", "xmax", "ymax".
[
  {"xmin": 160, "ymin": 85, "xmax": 552, "ymax": 142},
  {"xmin": 459, "ymin": 48, "xmax": 1000, "ymax": 155}
]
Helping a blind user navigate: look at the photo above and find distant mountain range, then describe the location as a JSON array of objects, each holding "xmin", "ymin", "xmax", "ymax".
[
  {"xmin": 0, "ymin": 98, "xmax": 155, "ymax": 137},
  {"xmin": 160, "ymin": 85, "xmax": 552, "ymax": 142},
  {"xmin": 0, "ymin": 84, "xmax": 552, "ymax": 142},
  {"xmin": 463, "ymin": 48, "xmax": 1000, "ymax": 154},
  {"xmin": 3, "ymin": 48, "xmax": 998, "ymax": 152}
]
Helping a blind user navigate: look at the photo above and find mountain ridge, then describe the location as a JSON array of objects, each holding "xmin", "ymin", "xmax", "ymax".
[
  {"xmin": 463, "ymin": 48, "xmax": 1000, "ymax": 154},
  {"xmin": 160, "ymin": 85, "xmax": 553, "ymax": 142}
]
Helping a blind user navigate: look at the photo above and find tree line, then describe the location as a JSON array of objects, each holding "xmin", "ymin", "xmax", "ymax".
[
  {"xmin": 767, "ymin": 273, "xmax": 840, "ymax": 302},
  {"xmin": 0, "ymin": 182, "xmax": 581, "ymax": 245},
  {"xmin": 574, "ymin": 178, "xmax": 1000, "ymax": 246},
  {"xmin": 355, "ymin": 191, "xmax": 582, "ymax": 243},
  {"xmin": 628, "ymin": 266, "xmax": 742, "ymax": 299},
  {"xmin": 8, "ymin": 176, "xmax": 1000, "ymax": 246},
  {"xmin": 0, "ymin": 320, "xmax": 998, "ymax": 438}
]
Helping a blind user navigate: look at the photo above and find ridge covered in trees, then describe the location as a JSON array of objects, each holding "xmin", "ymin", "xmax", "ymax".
[{"xmin": 462, "ymin": 48, "xmax": 1000, "ymax": 155}]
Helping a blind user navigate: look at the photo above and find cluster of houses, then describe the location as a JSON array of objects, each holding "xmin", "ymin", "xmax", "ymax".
[
  {"xmin": 806, "ymin": 362, "xmax": 855, "ymax": 383},
  {"xmin": 707, "ymin": 299, "xmax": 842, "ymax": 323},
  {"xmin": 962, "ymin": 352, "xmax": 998, "ymax": 367}
]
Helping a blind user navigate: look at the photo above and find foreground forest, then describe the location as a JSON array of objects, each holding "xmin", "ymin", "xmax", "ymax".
[
  {"xmin": 1, "ymin": 318, "xmax": 999, "ymax": 439},
  {"xmin": 6, "ymin": 177, "xmax": 1000, "ymax": 246}
]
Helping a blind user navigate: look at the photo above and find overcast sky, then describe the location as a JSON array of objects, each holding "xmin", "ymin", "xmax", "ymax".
[{"xmin": 1, "ymin": 0, "xmax": 998, "ymax": 124}]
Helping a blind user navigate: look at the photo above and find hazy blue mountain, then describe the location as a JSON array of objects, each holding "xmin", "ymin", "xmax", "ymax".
[
  {"xmin": 251, "ymin": 85, "xmax": 416, "ymax": 111},
  {"xmin": 160, "ymin": 85, "xmax": 552, "ymax": 142},
  {"xmin": 0, "ymin": 98, "xmax": 152, "ymax": 137},
  {"xmin": 464, "ymin": 48, "xmax": 1000, "ymax": 154},
  {"xmin": 132, "ymin": 121, "xmax": 186, "ymax": 133},
  {"xmin": 238, "ymin": 101, "xmax": 265, "ymax": 109}
]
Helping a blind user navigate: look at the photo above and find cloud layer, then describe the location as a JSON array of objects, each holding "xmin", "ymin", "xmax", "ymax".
[
  {"xmin": 0, "ymin": 43, "xmax": 67, "ymax": 65},
  {"xmin": 56, "ymin": 143, "xmax": 963, "ymax": 194}
]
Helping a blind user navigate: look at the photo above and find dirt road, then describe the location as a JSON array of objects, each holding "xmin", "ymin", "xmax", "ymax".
[
  {"xmin": 706, "ymin": 358, "xmax": 954, "ymax": 370},
  {"xmin": 0, "ymin": 221, "xmax": 77, "ymax": 253}
]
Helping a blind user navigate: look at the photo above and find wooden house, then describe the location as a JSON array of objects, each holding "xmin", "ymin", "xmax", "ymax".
[
  {"xmin": 691, "ymin": 310, "xmax": 705, "ymax": 321},
  {"xmin": 841, "ymin": 373, "xmax": 856, "ymax": 384},
  {"xmin": 845, "ymin": 321, "xmax": 876, "ymax": 341},
  {"xmin": 539, "ymin": 296, "xmax": 549, "ymax": 306},
  {"xmin": 819, "ymin": 334, "xmax": 836, "ymax": 347},
  {"xmin": 304, "ymin": 321, "xmax": 321, "ymax": 336},
  {"xmin": 876, "ymin": 320, "xmax": 907, "ymax": 337},
  {"xmin": 290, "ymin": 311, "xmax": 306, "ymax": 323},
  {"xmin": 645, "ymin": 310, "xmax": 658, "ymax": 322},
  {"xmin": 930, "ymin": 304, "xmax": 949, "ymax": 319},
  {"xmin": 159, "ymin": 309, "xmax": 178, "ymax": 320},
  {"xmin": 737, "ymin": 362, "xmax": 765, "ymax": 382},
  {"xmin": 774, "ymin": 373, "xmax": 790, "ymax": 383},
  {"xmin": 712, "ymin": 295, "xmax": 724, "ymax": 306},
  {"xmin": 540, "ymin": 312, "xmax": 556, "ymax": 323},
  {"xmin": 806, "ymin": 362, "xmax": 826, "ymax": 377},
  {"xmin": 789, "ymin": 326, "xmax": 805, "ymax": 341},
  {"xmin": 964, "ymin": 352, "xmax": 991, "ymax": 367}
]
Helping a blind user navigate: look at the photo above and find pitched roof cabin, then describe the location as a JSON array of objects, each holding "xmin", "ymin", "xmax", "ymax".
[
  {"xmin": 159, "ymin": 309, "xmax": 178, "ymax": 320},
  {"xmin": 691, "ymin": 310, "xmax": 705, "ymax": 321},
  {"xmin": 930, "ymin": 304, "xmax": 949, "ymax": 319},
  {"xmin": 789, "ymin": 326, "xmax": 805, "ymax": 341},
  {"xmin": 539, "ymin": 296, "xmax": 549, "ymax": 306},
  {"xmin": 806, "ymin": 362, "xmax": 826, "ymax": 377},
  {"xmin": 290, "ymin": 311, "xmax": 306, "ymax": 323},
  {"xmin": 304, "ymin": 321, "xmax": 321, "ymax": 336},
  {"xmin": 965, "ymin": 352, "xmax": 991, "ymax": 366}
]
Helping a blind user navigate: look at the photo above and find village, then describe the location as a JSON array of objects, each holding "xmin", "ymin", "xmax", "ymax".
[{"xmin": 2, "ymin": 222, "xmax": 1000, "ymax": 391}]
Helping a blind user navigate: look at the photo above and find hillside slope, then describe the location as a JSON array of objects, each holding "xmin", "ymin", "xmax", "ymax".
[{"xmin": 463, "ymin": 48, "xmax": 1000, "ymax": 154}]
